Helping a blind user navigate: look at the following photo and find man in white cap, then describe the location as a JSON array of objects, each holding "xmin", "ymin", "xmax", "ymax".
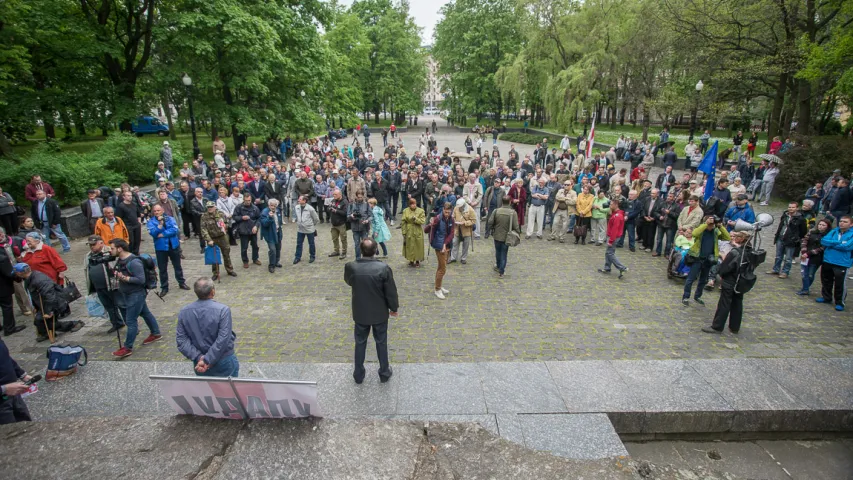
[
  {"xmin": 449, "ymin": 198, "xmax": 476, "ymax": 264},
  {"xmin": 160, "ymin": 141, "xmax": 173, "ymax": 172}
]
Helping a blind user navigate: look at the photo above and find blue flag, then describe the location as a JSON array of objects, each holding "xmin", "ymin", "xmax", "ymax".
[{"xmin": 698, "ymin": 141, "xmax": 718, "ymax": 201}]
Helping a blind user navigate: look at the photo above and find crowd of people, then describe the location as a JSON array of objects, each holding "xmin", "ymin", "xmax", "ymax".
[{"xmin": 1, "ymin": 124, "xmax": 851, "ymax": 421}]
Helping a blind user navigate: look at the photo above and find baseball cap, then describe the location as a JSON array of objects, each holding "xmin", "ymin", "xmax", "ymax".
[
  {"xmin": 163, "ymin": 141, "xmax": 169, "ymax": 146},
  {"xmin": 205, "ymin": 201, "xmax": 216, "ymax": 208},
  {"xmin": 13, "ymin": 263, "xmax": 30, "ymax": 273},
  {"xmin": 689, "ymin": 179, "xmax": 698, "ymax": 184},
  {"xmin": 87, "ymin": 235, "xmax": 102, "ymax": 245}
]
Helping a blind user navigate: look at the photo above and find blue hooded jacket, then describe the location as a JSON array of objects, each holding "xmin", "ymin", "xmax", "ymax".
[{"xmin": 820, "ymin": 227, "xmax": 853, "ymax": 268}]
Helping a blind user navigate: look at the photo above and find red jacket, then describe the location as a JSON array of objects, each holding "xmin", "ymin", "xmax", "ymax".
[
  {"xmin": 25, "ymin": 182, "xmax": 55, "ymax": 202},
  {"xmin": 22, "ymin": 244, "xmax": 67, "ymax": 283},
  {"xmin": 606, "ymin": 210, "xmax": 625, "ymax": 245},
  {"xmin": 630, "ymin": 167, "xmax": 644, "ymax": 182}
]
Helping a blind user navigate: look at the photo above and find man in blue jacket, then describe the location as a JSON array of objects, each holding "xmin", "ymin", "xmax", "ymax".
[
  {"xmin": 177, "ymin": 277, "xmax": 238, "ymax": 377},
  {"xmin": 146, "ymin": 204, "xmax": 189, "ymax": 297},
  {"xmin": 723, "ymin": 194, "xmax": 756, "ymax": 231},
  {"xmin": 616, "ymin": 190, "xmax": 641, "ymax": 251},
  {"xmin": 817, "ymin": 215, "xmax": 853, "ymax": 311}
]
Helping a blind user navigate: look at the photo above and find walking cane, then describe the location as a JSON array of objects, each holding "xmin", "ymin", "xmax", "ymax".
[{"xmin": 38, "ymin": 294, "xmax": 55, "ymax": 343}]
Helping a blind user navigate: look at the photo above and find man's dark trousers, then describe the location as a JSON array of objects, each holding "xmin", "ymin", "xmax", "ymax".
[
  {"xmin": 820, "ymin": 262, "xmax": 848, "ymax": 307},
  {"xmin": 616, "ymin": 220, "xmax": 636, "ymax": 249},
  {"xmin": 96, "ymin": 289, "xmax": 123, "ymax": 329},
  {"xmin": 239, "ymin": 234, "xmax": 259, "ymax": 264},
  {"xmin": 683, "ymin": 258, "xmax": 714, "ymax": 300},
  {"xmin": 155, "ymin": 248, "xmax": 185, "ymax": 291},
  {"xmin": 353, "ymin": 322, "xmax": 390, "ymax": 382},
  {"xmin": 0, "ymin": 294, "xmax": 15, "ymax": 334},
  {"xmin": 0, "ymin": 394, "xmax": 31, "ymax": 424},
  {"xmin": 710, "ymin": 281, "xmax": 743, "ymax": 332}
]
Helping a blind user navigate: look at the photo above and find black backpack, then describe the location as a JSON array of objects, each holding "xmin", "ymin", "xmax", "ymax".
[
  {"xmin": 124, "ymin": 254, "xmax": 158, "ymax": 291},
  {"xmin": 734, "ymin": 247, "xmax": 761, "ymax": 294}
]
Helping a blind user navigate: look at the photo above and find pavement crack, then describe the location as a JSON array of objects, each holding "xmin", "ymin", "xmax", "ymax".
[{"xmin": 189, "ymin": 421, "xmax": 247, "ymax": 480}]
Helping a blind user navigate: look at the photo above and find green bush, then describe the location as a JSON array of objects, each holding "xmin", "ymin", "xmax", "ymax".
[
  {"xmin": 0, "ymin": 133, "xmax": 188, "ymax": 207},
  {"xmin": 499, "ymin": 132, "xmax": 564, "ymax": 145},
  {"xmin": 2, "ymin": 144, "xmax": 125, "ymax": 207},
  {"xmin": 775, "ymin": 136, "xmax": 853, "ymax": 199}
]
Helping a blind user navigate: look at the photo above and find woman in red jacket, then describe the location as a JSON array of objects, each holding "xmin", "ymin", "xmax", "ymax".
[
  {"xmin": 21, "ymin": 232, "xmax": 67, "ymax": 284},
  {"xmin": 508, "ymin": 178, "xmax": 527, "ymax": 227}
]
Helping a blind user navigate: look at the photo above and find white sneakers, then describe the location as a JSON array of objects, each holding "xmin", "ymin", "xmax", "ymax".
[
  {"xmin": 441, "ymin": 287, "xmax": 449, "ymax": 295},
  {"xmin": 390, "ymin": 220, "xmax": 395, "ymax": 226},
  {"xmin": 434, "ymin": 287, "xmax": 450, "ymax": 299}
]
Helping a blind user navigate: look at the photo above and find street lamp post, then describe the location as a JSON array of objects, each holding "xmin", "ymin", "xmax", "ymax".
[
  {"xmin": 182, "ymin": 73, "xmax": 200, "ymax": 158},
  {"xmin": 689, "ymin": 80, "xmax": 704, "ymax": 142}
]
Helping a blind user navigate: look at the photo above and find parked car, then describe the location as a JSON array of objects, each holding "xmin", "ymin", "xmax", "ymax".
[{"xmin": 131, "ymin": 116, "xmax": 169, "ymax": 136}]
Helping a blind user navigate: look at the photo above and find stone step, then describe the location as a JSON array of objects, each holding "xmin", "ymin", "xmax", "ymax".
[{"xmin": 0, "ymin": 417, "xmax": 744, "ymax": 480}]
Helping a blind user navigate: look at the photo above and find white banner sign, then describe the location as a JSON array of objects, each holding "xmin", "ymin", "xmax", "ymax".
[{"xmin": 150, "ymin": 375, "xmax": 322, "ymax": 420}]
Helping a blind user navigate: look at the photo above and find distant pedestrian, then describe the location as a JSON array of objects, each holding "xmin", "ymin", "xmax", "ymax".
[
  {"xmin": 343, "ymin": 238, "xmax": 398, "ymax": 384},
  {"xmin": 177, "ymin": 277, "xmax": 239, "ymax": 377}
]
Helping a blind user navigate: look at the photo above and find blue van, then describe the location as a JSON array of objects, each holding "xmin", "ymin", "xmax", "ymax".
[{"xmin": 131, "ymin": 116, "xmax": 169, "ymax": 136}]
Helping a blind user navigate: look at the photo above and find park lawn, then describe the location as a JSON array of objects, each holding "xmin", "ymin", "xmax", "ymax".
[{"xmin": 10, "ymin": 127, "xmax": 323, "ymax": 159}]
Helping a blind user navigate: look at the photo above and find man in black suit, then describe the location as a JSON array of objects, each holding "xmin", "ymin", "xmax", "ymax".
[
  {"xmin": 638, "ymin": 188, "xmax": 662, "ymax": 251},
  {"xmin": 31, "ymin": 190, "xmax": 71, "ymax": 252},
  {"xmin": 343, "ymin": 238, "xmax": 399, "ymax": 384},
  {"xmin": 80, "ymin": 189, "xmax": 106, "ymax": 234}
]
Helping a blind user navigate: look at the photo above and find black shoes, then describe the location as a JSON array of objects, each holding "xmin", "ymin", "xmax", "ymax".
[
  {"xmin": 701, "ymin": 326, "xmax": 722, "ymax": 334},
  {"xmin": 227, "ymin": 271, "xmax": 238, "ymax": 277},
  {"xmin": 275, "ymin": 263, "xmax": 283, "ymax": 268},
  {"xmin": 3, "ymin": 325, "xmax": 26, "ymax": 336},
  {"xmin": 309, "ymin": 258, "xmax": 315, "ymax": 263},
  {"xmin": 293, "ymin": 259, "xmax": 300, "ymax": 264},
  {"xmin": 179, "ymin": 284, "xmax": 191, "ymax": 290},
  {"xmin": 158, "ymin": 289, "xmax": 168, "ymax": 298},
  {"xmin": 269, "ymin": 266, "xmax": 276, "ymax": 273},
  {"xmin": 380, "ymin": 367, "xmax": 393, "ymax": 383}
]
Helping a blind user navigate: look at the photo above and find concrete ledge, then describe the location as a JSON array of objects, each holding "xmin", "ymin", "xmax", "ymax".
[{"xmin": 22, "ymin": 358, "xmax": 853, "ymax": 437}]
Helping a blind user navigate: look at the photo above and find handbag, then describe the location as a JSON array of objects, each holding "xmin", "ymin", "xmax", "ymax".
[
  {"xmin": 573, "ymin": 224, "xmax": 588, "ymax": 238},
  {"xmin": 204, "ymin": 245, "xmax": 222, "ymax": 265},
  {"xmin": 61, "ymin": 279, "xmax": 83, "ymax": 303},
  {"xmin": 506, "ymin": 230, "xmax": 521, "ymax": 247},
  {"xmin": 46, "ymin": 344, "xmax": 88, "ymax": 381}
]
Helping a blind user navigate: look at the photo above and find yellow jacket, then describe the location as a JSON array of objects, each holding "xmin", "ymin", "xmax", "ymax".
[{"xmin": 576, "ymin": 193, "xmax": 594, "ymax": 217}]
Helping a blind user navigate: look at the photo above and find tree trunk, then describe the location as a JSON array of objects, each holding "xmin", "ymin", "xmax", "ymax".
[
  {"xmin": 42, "ymin": 112, "xmax": 56, "ymax": 140},
  {"xmin": 74, "ymin": 111, "xmax": 87, "ymax": 136},
  {"xmin": 59, "ymin": 109, "xmax": 73, "ymax": 137},
  {"xmin": 641, "ymin": 104, "xmax": 650, "ymax": 142},
  {"xmin": 211, "ymin": 123, "xmax": 218, "ymax": 141},
  {"xmin": 162, "ymin": 95, "xmax": 177, "ymax": 141},
  {"xmin": 631, "ymin": 105, "xmax": 637, "ymax": 126},
  {"xmin": 0, "ymin": 129, "xmax": 12, "ymax": 157},
  {"xmin": 796, "ymin": 78, "xmax": 811, "ymax": 135}
]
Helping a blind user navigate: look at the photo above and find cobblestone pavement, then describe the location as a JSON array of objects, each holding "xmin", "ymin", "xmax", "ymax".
[{"xmin": 5, "ymin": 123, "xmax": 851, "ymax": 366}]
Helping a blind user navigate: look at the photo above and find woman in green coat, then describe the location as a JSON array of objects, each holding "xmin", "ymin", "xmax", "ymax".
[{"xmin": 400, "ymin": 198, "xmax": 426, "ymax": 267}]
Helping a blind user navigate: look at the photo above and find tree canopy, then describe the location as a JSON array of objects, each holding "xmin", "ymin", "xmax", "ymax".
[{"xmin": 0, "ymin": 0, "xmax": 427, "ymax": 157}]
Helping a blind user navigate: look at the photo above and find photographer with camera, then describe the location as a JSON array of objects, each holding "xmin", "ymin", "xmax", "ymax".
[
  {"xmin": 348, "ymin": 191, "xmax": 371, "ymax": 260},
  {"xmin": 146, "ymin": 205, "xmax": 189, "ymax": 298},
  {"xmin": 84, "ymin": 236, "xmax": 123, "ymax": 333},
  {"xmin": 682, "ymin": 215, "xmax": 730, "ymax": 307}
]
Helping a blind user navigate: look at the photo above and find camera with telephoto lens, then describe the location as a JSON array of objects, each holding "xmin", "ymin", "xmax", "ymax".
[{"xmin": 88, "ymin": 251, "xmax": 115, "ymax": 266}]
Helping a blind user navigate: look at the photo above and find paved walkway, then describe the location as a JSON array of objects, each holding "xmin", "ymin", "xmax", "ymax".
[{"xmin": 4, "ymin": 126, "xmax": 851, "ymax": 366}]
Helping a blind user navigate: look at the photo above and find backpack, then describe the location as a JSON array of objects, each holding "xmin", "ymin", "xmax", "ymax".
[
  {"xmin": 137, "ymin": 254, "xmax": 159, "ymax": 290},
  {"xmin": 734, "ymin": 247, "xmax": 762, "ymax": 294},
  {"xmin": 119, "ymin": 254, "xmax": 158, "ymax": 291}
]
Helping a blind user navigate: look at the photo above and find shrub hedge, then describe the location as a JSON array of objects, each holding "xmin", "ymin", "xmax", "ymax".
[
  {"xmin": 0, "ymin": 134, "xmax": 189, "ymax": 207},
  {"xmin": 775, "ymin": 136, "xmax": 853, "ymax": 199},
  {"xmin": 498, "ymin": 132, "xmax": 564, "ymax": 145}
]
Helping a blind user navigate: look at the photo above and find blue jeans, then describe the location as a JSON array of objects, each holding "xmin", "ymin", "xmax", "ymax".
[
  {"xmin": 41, "ymin": 224, "xmax": 71, "ymax": 251},
  {"xmin": 352, "ymin": 230, "xmax": 367, "ymax": 259},
  {"xmin": 683, "ymin": 259, "xmax": 714, "ymax": 300},
  {"xmin": 266, "ymin": 234, "xmax": 282, "ymax": 266},
  {"xmin": 655, "ymin": 226, "xmax": 676, "ymax": 255},
  {"xmin": 616, "ymin": 221, "xmax": 636, "ymax": 249},
  {"xmin": 120, "ymin": 290, "xmax": 160, "ymax": 350},
  {"xmin": 196, "ymin": 353, "xmax": 240, "ymax": 378},
  {"xmin": 773, "ymin": 243, "xmax": 795, "ymax": 275},
  {"xmin": 568, "ymin": 214, "xmax": 577, "ymax": 233},
  {"xmin": 294, "ymin": 231, "xmax": 315, "ymax": 261},
  {"xmin": 494, "ymin": 240, "xmax": 509, "ymax": 274},
  {"xmin": 800, "ymin": 262, "xmax": 819, "ymax": 292}
]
